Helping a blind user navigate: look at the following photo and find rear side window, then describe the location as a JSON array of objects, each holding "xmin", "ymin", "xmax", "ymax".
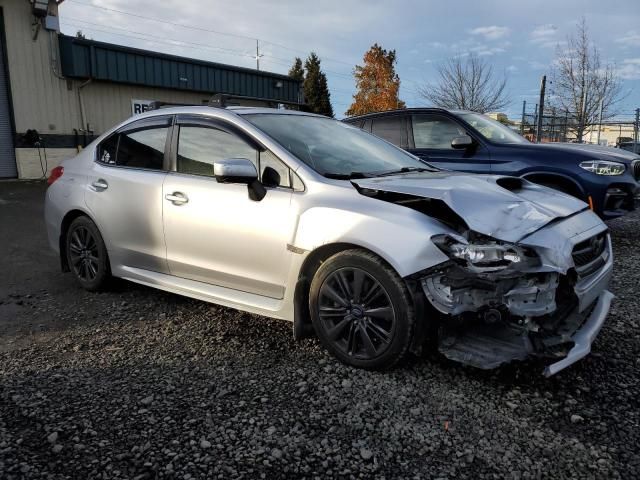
[
  {"xmin": 117, "ymin": 127, "xmax": 168, "ymax": 169},
  {"xmin": 97, "ymin": 126, "xmax": 168, "ymax": 170},
  {"xmin": 177, "ymin": 126, "xmax": 258, "ymax": 177},
  {"xmin": 98, "ymin": 135, "xmax": 118, "ymax": 165},
  {"xmin": 371, "ymin": 117, "xmax": 403, "ymax": 145}
]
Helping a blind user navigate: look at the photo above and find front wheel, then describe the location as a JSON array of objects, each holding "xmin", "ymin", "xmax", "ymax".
[
  {"xmin": 66, "ymin": 216, "xmax": 111, "ymax": 291},
  {"xmin": 309, "ymin": 249, "xmax": 415, "ymax": 370}
]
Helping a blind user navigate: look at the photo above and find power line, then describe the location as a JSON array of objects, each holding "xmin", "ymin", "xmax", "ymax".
[
  {"xmin": 64, "ymin": 17, "xmax": 256, "ymax": 60},
  {"xmin": 63, "ymin": 1, "xmax": 427, "ymax": 98},
  {"xmin": 65, "ymin": 0, "xmax": 359, "ymax": 68}
]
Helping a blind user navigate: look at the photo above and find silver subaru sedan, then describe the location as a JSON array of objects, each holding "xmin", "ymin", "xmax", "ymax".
[{"xmin": 44, "ymin": 107, "xmax": 614, "ymax": 376}]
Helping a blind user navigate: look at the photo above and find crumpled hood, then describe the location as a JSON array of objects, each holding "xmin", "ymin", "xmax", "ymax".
[{"xmin": 353, "ymin": 172, "xmax": 589, "ymax": 243}]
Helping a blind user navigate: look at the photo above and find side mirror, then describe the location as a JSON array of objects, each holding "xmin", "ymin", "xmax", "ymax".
[
  {"xmin": 214, "ymin": 158, "xmax": 258, "ymax": 184},
  {"xmin": 451, "ymin": 135, "xmax": 474, "ymax": 149},
  {"xmin": 262, "ymin": 166, "xmax": 281, "ymax": 188}
]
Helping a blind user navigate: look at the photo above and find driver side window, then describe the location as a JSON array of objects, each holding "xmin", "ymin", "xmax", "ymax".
[
  {"xmin": 177, "ymin": 126, "xmax": 258, "ymax": 177},
  {"xmin": 412, "ymin": 115, "xmax": 465, "ymax": 149}
]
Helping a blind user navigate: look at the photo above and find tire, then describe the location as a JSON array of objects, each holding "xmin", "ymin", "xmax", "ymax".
[
  {"xmin": 65, "ymin": 216, "xmax": 111, "ymax": 291},
  {"xmin": 309, "ymin": 249, "xmax": 415, "ymax": 370}
]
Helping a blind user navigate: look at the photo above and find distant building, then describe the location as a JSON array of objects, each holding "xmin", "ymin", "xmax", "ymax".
[{"xmin": 0, "ymin": 0, "xmax": 302, "ymax": 179}]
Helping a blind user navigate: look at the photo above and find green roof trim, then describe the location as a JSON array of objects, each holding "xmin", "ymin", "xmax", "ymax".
[{"xmin": 58, "ymin": 34, "xmax": 302, "ymax": 103}]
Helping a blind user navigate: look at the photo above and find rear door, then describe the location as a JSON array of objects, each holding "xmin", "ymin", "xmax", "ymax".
[
  {"xmin": 409, "ymin": 114, "xmax": 492, "ymax": 173},
  {"xmin": 85, "ymin": 116, "xmax": 171, "ymax": 273},
  {"xmin": 370, "ymin": 115, "xmax": 410, "ymax": 149}
]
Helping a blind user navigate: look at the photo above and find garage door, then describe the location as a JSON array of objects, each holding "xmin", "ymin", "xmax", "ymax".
[{"xmin": 0, "ymin": 11, "xmax": 16, "ymax": 178}]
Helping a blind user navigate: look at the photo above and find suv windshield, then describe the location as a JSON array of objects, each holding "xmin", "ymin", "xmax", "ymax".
[
  {"xmin": 244, "ymin": 114, "xmax": 435, "ymax": 178},
  {"xmin": 458, "ymin": 112, "xmax": 528, "ymax": 144}
]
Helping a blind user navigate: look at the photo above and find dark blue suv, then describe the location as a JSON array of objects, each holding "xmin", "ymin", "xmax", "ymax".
[{"xmin": 343, "ymin": 108, "xmax": 640, "ymax": 219}]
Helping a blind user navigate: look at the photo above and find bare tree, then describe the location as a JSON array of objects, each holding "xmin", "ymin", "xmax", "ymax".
[
  {"xmin": 419, "ymin": 55, "xmax": 509, "ymax": 113},
  {"xmin": 551, "ymin": 18, "xmax": 623, "ymax": 141}
]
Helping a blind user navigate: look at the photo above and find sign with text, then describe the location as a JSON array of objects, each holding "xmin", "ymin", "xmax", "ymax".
[{"xmin": 131, "ymin": 99, "xmax": 155, "ymax": 116}]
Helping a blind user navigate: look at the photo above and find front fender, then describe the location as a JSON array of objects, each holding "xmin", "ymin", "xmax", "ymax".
[{"xmin": 291, "ymin": 205, "xmax": 451, "ymax": 277}]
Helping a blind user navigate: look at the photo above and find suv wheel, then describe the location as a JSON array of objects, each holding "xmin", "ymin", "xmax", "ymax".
[
  {"xmin": 309, "ymin": 249, "xmax": 415, "ymax": 370},
  {"xmin": 66, "ymin": 216, "xmax": 111, "ymax": 291}
]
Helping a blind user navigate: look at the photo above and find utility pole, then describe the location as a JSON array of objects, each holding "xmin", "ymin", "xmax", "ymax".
[
  {"xmin": 536, "ymin": 75, "xmax": 546, "ymax": 143},
  {"xmin": 596, "ymin": 99, "xmax": 604, "ymax": 145},
  {"xmin": 521, "ymin": 100, "xmax": 526, "ymax": 135},
  {"xmin": 255, "ymin": 39, "xmax": 263, "ymax": 71}
]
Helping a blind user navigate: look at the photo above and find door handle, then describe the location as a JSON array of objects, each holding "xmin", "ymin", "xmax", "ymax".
[
  {"xmin": 90, "ymin": 179, "xmax": 109, "ymax": 191},
  {"xmin": 165, "ymin": 192, "xmax": 189, "ymax": 205}
]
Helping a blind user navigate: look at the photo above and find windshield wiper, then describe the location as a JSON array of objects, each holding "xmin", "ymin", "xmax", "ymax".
[
  {"xmin": 372, "ymin": 166, "xmax": 437, "ymax": 177},
  {"xmin": 323, "ymin": 172, "xmax": 373, "ymax": 180}
]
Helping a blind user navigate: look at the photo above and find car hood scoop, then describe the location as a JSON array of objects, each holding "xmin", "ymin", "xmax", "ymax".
[{"xmin": 352, "ymin": 172, "xmax": 588, "ymax": 242}]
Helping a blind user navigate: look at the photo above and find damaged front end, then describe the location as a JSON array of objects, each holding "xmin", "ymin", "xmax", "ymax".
[
  {"xmin": 421, "ymin": 228, "xmax": 613, "ymax": 376},
  {"xmin": 351, "ymin": 174, "xmax": 614, "ymax": 376}
]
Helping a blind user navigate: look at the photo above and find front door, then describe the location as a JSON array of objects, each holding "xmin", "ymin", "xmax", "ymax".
[
  {"xmin": 162, "ymin": 118, "xmax": 294, "ymax": 299},
  {"xmin": 409, "ymin": 114, "xmax": 492, "ymax": 174}
]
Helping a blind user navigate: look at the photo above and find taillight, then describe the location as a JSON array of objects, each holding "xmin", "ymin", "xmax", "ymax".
[{"xmin": 47, "ymin": 166, "xmax": 64, "ymax": 186}]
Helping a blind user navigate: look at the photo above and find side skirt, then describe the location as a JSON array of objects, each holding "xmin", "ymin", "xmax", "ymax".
[{"xmin": 117, "ymin": 266, "xmax": 290, "ymax": 321}]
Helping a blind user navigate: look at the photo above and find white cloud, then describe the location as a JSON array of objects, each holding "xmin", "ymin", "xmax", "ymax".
[
  {"xmin": 528, "ymin": 60, "xmax": 547, "ymax": 70},
  {"xmin": 506, "ymin": 65, "xmax": 518, "ymax": 72},
  {"xmin": 615, "ymin": 31, "xmax": 640, "ymax": 48},
  {"xmin": 530, "ymin": 24, "xmax": 559, "ymax": 48},
  {"xmin": 618, "ymin": 58, "xmax": 640, "ymax": 80},
  {"xmin": 469, "ymin": 25, "xmax": 511, "ymax": 40}
]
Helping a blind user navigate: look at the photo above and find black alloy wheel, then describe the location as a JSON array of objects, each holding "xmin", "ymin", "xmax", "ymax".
[
  {"xmin": 66, "ymin": 216, "xmax": 111, "ymax": 291},
  {"xmin": 310, "ymin": 249, "xmax": 415, "ymax": 370},
  {"xmin": 318, "ymin": 267, "xmax": 396, "ymax": 360},
  {"xmin": 68, "ymin": 225, "xmax": 100, "ymax": 282}
]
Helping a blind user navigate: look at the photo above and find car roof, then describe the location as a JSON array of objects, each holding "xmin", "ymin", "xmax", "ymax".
[
  {"xmin": 126, "ymin": 105, "xmax": 326, "ymax": 122},
  {"xmin": 343, "ymin": 107, "xmax": 473, "ymax": 121}
]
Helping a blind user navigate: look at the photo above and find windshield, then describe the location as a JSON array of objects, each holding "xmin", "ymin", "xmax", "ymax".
[
  {"xmin": 458, "ymin": 112, "xmax": 528, "ymax": 144},
  {"xmin": 244, "ymin": 114, "xmax": 434, "ymax": 177}
]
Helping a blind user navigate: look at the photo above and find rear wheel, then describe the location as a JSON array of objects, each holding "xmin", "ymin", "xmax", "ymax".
[
  {"xmin": 309, "ymin": 249, "xmax": 415, "ymax": 370},
  {"xmin": 66, "ymin": 216, "xmax": 111, "ymax": 291}
]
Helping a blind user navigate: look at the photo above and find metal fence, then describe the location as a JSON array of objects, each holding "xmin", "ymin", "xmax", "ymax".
[{"xmin": 518, "ymin": 104, "xmax": 640, "ymax": 153}]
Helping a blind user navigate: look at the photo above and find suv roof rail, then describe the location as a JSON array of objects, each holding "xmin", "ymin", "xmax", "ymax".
[
  {"xmin": 147, "ymin": 96, "xmax": 306, "ymax": 111},
  {"xmin": 208, "ymin": 93, "xmax": 305, "ymax": 109},
  {"xmin": 147, "ymin": 101, "xmax": 203, "ymax": 110}
]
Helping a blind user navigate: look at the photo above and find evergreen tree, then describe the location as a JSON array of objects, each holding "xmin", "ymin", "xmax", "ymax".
[
  {"xmin": 303, "ymin": 53, "xmax": 334, "ymax": 117},
  {"xmin": 288, "ymin": 57, "xmax": 305, "ymax": 82},
  {"xmin": 346, "ymin": 43, "xmax": 405, "ymax": 116},
  {"xmin": 286, "ymin": 57, "xmax": 305, "ymax": 109}
]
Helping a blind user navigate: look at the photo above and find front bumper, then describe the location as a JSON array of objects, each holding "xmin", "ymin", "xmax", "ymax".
[{"xmin": 543, "ymin": 290, "xmax": 613, "ymax": 376}]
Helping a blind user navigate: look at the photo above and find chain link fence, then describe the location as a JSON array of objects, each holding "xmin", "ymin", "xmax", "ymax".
[{"xmin": 517, "ymin": 105, "xmax": 640, "ymax": 153}]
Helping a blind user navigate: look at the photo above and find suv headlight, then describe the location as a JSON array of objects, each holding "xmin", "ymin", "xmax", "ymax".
[
  {"xmin": 579, "ymin": 160, "xmax": 625, "ymax": 176},
  {"xmin": 432, "ymin": 234, "xmax": 524, "ymax": 272}
]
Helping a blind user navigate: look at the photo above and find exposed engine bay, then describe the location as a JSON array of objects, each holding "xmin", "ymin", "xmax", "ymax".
[{"xmin": 420, "ymin": 230, "xmax": 611, "ymax": 373}]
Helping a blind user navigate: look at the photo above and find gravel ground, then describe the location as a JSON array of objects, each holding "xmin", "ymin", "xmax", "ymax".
[{"xmin": 1, "ymin": 181, "xmax": 639, "ymax": 479}]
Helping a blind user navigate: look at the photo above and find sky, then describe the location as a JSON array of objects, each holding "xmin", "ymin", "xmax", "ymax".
[{"xmin": 58, "ymin": 0, "xmax": 640, "ymax": 121}]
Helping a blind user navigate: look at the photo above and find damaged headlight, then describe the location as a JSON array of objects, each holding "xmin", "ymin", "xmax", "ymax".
[
  {"xmin": 432, "ymin": 234, "xmax": 524, "ymax": 272},
  {"xmin": 579, "ymin": 160, "xmax": 625, "ymax": 176}
]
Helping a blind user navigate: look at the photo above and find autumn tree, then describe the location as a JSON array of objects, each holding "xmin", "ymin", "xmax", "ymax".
[
  {"xmin": 550, "ymin": 18, "xmax": 623, "ymax": 141},
  {"xmin": 346, "ymin": 44, "xmax": 405, "ymax": 116},
  {"xmin": 302, "ymin": 53, "xmax": 334, "ymax": 117},
  {"xmin": 419, "ymin": 54, "xmax": 509, "ymax": 113}
]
